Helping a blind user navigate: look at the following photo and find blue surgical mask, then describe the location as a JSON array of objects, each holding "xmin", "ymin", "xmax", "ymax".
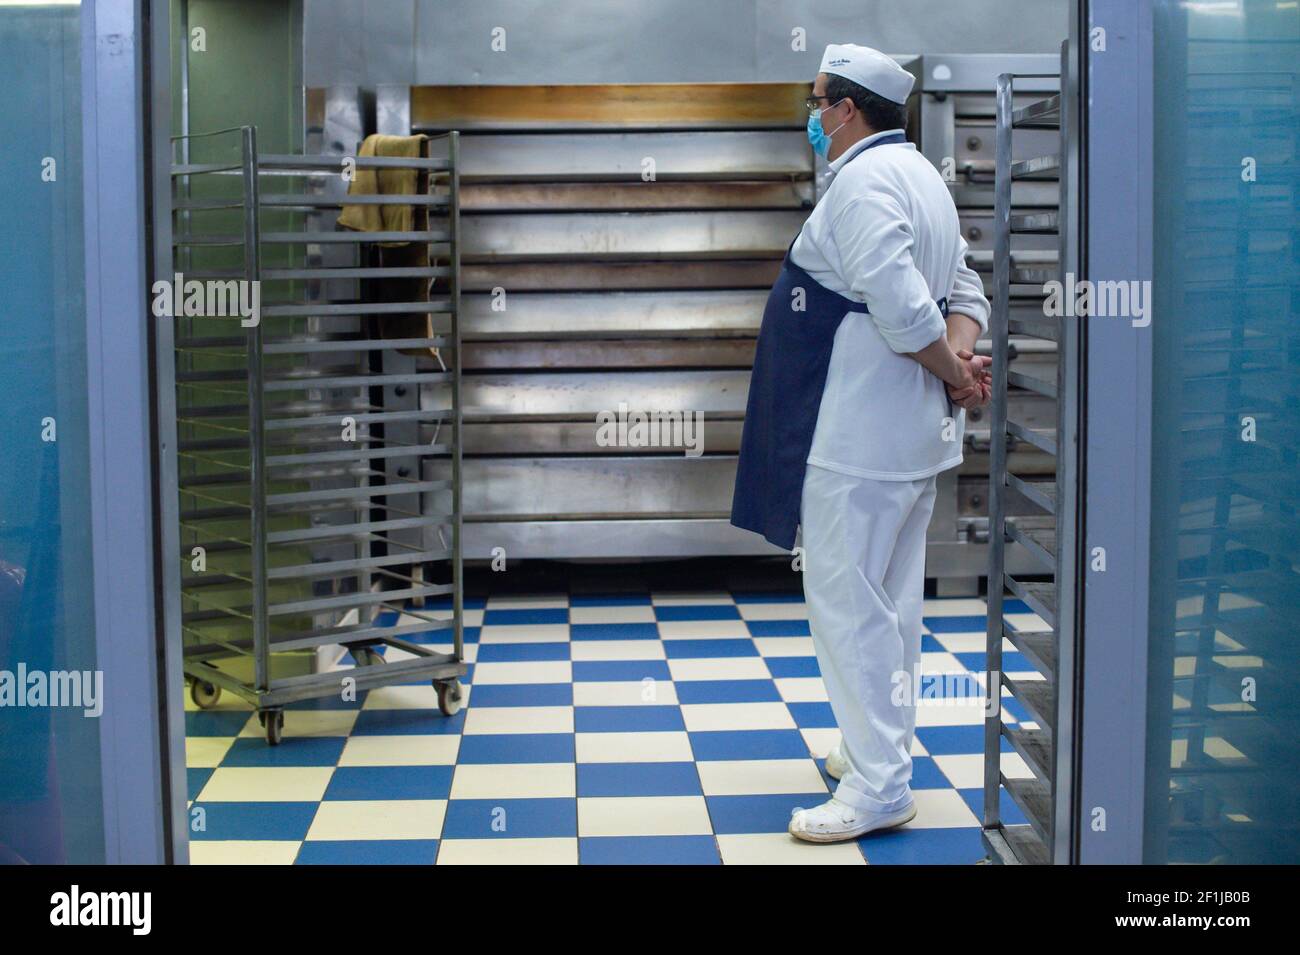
[{"xmin": 807, "ymin": 100, "xmax": 847, "ymax": 157}]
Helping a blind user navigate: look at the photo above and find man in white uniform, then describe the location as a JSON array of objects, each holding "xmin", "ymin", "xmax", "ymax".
[{"xmin": 730, "ymin": 43, "xmax": 991, "ymax": 843}]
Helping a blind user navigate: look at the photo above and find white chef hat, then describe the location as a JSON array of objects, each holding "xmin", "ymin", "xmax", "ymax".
[{"xmin": 819, "ymin": 44, "xmax": 914, "ymax": 105}]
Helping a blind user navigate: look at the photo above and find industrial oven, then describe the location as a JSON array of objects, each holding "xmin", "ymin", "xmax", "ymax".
[{"xmin": 305, "ymin": 54, "xmax": 1061, "ymax": 585}]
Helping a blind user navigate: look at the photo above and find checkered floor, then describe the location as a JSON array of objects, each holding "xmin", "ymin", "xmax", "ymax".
[{"xmin": 185, "ymin": 590, "xmax": 1048, "ymax": 864}]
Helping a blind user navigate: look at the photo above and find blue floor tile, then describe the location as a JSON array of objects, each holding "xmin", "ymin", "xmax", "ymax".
[
  {"xmin": 580, "ymin": 835, "xmax": 720, "ymax": 865},
  {"xmin": 324, "ymin": 766, "xmax": 454, "ymax": 801},
  {"xmin": 185, "ymin": 710, "xmax": 254, "ymax": 737},
  {"xmin": 688, "ymin": 729, "xmax": 810, "ymax": 761},
  {"xmin": 296, "ymin": 840, "xmax": 441, "ymax": 865},
  {"xmin": 655, "ymin": 604, "xmax": 740, "ymax": 621},
  {"xmin": 921, "ymin": 615, "xmax": 988, "ymax": 633},
  {"xmin": 958, "ymin": 787, "xmax": 1029, "ymax": 827},
  {"xmin": 189, "ymin": 802, "xmax": 319, "ymax": 841},
  {"xmin": 576, "ymin": 762, "xmax": 702, "ymax": 798},
  {"xmin": 858, "ymin": 826, "xmax": 985, "ymax": 864},
  {"xmin": 570, "ymin": 622, "xmax": 659, "ymax": 641},
  {"xmin": 465, "ymin": 683, "xmax": 573, "ymax": 707},
  {"xmin": 284, "ymin": 694, "xmax": 367, "ymax": 711},
  {"xmin": 745, "ymin": 619, "xmax": 811, "ymax": 637},
  {"xmin": 706, "ymin": 793, "xmax": 828, "ymax": 834},
  {"xmin": 187, "ymin": 767, "xmax": 213, "ymax": 801},
  {"xmin": 918, "ymin": 672, "xmax": 984, "ymax": 699},
  {"xmin": 574, "ymin": 705, "xmax": 685, "ymax": 733},
  {"xmin": 570, "ymin": 593, "xmax": 652, "ymax": 607},
  {"xmin": 573, "ymin": 660, "xmax": 672, "ymax": 682},
  {"xmin": 909, "ymin": 755, "xmax": 953, "ymax": 791},
  {"xmin": 441, "ymin": 798, "xmax": 577, "ymax": 838},
  {"xmin": 764, "ymin": 656, "xmax": 820, "ymax": 678},
  {"xmin": 673, "ymin": 679, "xmax": 781, "ymax": 704},
  {"xmin": 456, "ymin": 733, "xmax": 575, "ymax": 764},
  {"xmin": 663, "ymin": 638, "xmax": 758, "ymax": 659},
  {"xmin": 350, "ymin": 708, "xmax": 465, "ymax": 736},
  {"xmin": 786, "ymin": 701, "xmax": 836, "ymax": 728},
  {"xmin": 475, "ymin": 641, "xmax": 570, "ymax": 663},
  {"xmin": 732, "ymin": 592, "xmax": 804, "ymax": 604},
  {"xmin": 220, "ymin": 736, "xmax": 347, "ymax": 768},
  {"xmin": 482, "ymin": 607, "xmax": 568, "ymax": 625},
  {"xmin": 916, "ymin": 724, "xmax": 994, "ymax": 756}
]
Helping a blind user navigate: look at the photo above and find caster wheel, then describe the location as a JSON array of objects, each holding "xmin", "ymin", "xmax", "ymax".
[
  {"xmin": 436, "ymin": 679, "xmax": 463, "ymax": 717},
  {"xmin": 190, "ymin": 679, "xmax": 221, "ymax": 709},
  {"xmin": 354, "ymin": 647, "xmax": 383, "ymax": 667},
  {"xmin": 262, "ymin": 710, "xmax": 284, "ymax": 745}
]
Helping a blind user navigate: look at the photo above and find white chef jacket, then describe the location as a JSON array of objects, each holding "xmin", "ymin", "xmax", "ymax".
[{"xmin": 791, "ymin": 129, "xmax": 990, "ymax": 481}]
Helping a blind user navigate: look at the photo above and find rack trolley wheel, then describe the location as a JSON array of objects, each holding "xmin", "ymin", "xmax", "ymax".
[
  {"xmin": 258, "ymin": 709, "xmax": 285, "ymax": 746},
  {"xmin": 190, "ymin": 679, "xmax": 221, "ymax": 710},
  {"xmin": 436, "ymin": 679, "xmax": 463, "ymax": 717}
]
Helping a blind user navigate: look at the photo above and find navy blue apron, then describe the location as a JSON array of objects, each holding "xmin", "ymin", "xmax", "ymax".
[{"xmin": 730, "ymin": 132, "xmax": 948, "ymax": 550}]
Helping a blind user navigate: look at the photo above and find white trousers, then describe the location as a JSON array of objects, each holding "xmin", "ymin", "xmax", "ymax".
[{"xmin": 800, "ymin": 463, "xmax": 938, "ymax": 813}]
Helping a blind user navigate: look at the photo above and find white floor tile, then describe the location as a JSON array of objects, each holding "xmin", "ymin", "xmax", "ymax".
[
  {"xmin": 574, "ymin": 731, "xmax": 694, "ymax": 764},
  {"xmin": 471, "ymin": 661, "xmax": 572, "ymax": 685},
  {"xmin": 915, "ymin": 697, "xmax": 988, "ymax": 727},
  {"xmin": 650, "ymin": 591, "xmax": 734, "ymax": 606},
  {"xmin": 450, "ymin": 762, "xmax": 576, "ymax": 799},
  {"xmin": 656, "ymin": 620, "xmax": 751, "ymax": 640},
  {"xmin": 800, "ymin": 728, "xmax": 839, "ymax": 760},
  {"xmin": 338, "ymin": 735, "xmax": 460, "ymax": 767},
  {"xmin": 667, "ymin": 657, "xmax": 771, "ymax": 682},
  {"xmin": 485, "ymin": 594, "xmax": 569, "ymax": 610},
  {"xmin": 189, "ymin": 841, "xmax": 301, "ymax": 865},
  {"xmin": 237, "ymin": 709, "xmax": 357, "ymax": 738},
  {"xmin": 362, "ymin": 683, "xmax": 442, "ymax": 709},
  {"xmin": 577, "ymin": 795, "xmax": 712, "ymax": 837},
  {"xmin": 569, "ymin": 640, "xmax": 665, "ymax": 662},
  {"xmin": 751, "ymin": 636, "xmax": 816, "ymax": 658},
  {"xmin": 462, "ymin": 705, "xmax": 574, "ymax": 736},
  {"xmin": 907, "ymin": 788, "xmax": 982, "ymax": 829},
  {"xmin": 931, "ymin": 631, "xmax": 986, "ymax": 653},
  {"xmin": 737, "ymin": 602, "xmax": 808, "ymax": 621},
  {"xmin": 680, "ymin": 702, "xmax": 796, "ymax": 732},
  {"xmin": 774, "ymin": 677, "xmax": 828, "ymax": 703},
  {"xmin": 197, "ymin": 767, "xmax": 334, "ymax": 803},
  {"xmin": 186, "ymin": 736, "xmax": 234, "ymax": 768},
  {"xmin": 569, "ymin": 605, "xmax": 656, "ymax": 624},
  {"xmin": 716, "ymin": 833, "xmax": 866, "ymax": 865},
  {"xmin": 696, "ymin": 758, "xmax": 828, "ymax": 796},
  {"xmin": 477, "ymin": 623, "xmax": 570, "ymax": 644},
  {"xmin": 922, "ymin": 598, "xmax": 988, "ymax": 616},
  {"xmin": 572, "ymin": 680, "xmax": 679, "ymax": 707},
  {"xmin": 305, "ymin": 799, "xmax": 447, "ymax": 841},
  {"xmin": 436, "ymin": 838, "xmax": 577, "ymax": 865}
]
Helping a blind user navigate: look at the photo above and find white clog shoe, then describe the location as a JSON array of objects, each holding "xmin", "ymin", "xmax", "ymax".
[
  {"xmin": 824, "ymin": 740, "xmax": 850, "ymax": 781},
  {"xmin": 788, "ymin": 797, "xmax": 917, "ymax": 843}
]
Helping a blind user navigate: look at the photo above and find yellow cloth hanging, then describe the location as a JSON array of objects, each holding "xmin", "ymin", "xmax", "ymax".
[{"xmin": 337, "ymin": 133, "xmax": 428, "ymax": 243}]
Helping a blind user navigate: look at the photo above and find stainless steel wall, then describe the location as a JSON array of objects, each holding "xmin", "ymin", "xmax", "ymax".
[{"xmin": 304, "ymin": 0, "xmax": 1069, "ymax": 88}]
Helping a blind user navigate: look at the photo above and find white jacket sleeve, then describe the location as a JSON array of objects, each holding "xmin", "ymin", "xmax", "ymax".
[
  {"xmin": 833, "ymin": 191, "xmax": 948, "ymax": 354},
  {"xmin": 948, "ymin": 235, "xmax": 991, "ymax": 334}
]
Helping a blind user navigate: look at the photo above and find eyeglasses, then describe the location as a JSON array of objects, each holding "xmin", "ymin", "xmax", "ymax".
[{"xmin": 805, "ymin": 95, "xmax": 832, "ymax": 112}]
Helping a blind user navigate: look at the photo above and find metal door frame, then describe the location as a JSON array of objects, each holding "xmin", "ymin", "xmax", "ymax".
[
  {"xmin": 81, "ymin": 0, "xmax": 186, "ymax": 863},
  {"xmin": 1075, "ymin": 0, "xmax": 1156, "ymax": 864}
]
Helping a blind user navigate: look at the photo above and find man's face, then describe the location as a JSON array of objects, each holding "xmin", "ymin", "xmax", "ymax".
[{"xmin": 809, "ymin": 72, "xmax": 848, "ymax": 127}]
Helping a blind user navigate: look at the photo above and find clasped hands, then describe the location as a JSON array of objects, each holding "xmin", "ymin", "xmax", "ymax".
[{"xmin": 947, "ymin": 349, "xmax": 992, "ymax": 410}]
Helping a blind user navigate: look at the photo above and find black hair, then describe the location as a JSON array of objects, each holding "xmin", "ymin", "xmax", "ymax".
[{"xmin": 824, "ymin": 74, "xmax": 908, "ymax": 133}]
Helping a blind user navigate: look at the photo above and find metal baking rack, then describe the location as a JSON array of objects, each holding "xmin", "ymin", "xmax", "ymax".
[{"xmin": 169, "ymin": 125, "xmax": 466, "ymax": 743}]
